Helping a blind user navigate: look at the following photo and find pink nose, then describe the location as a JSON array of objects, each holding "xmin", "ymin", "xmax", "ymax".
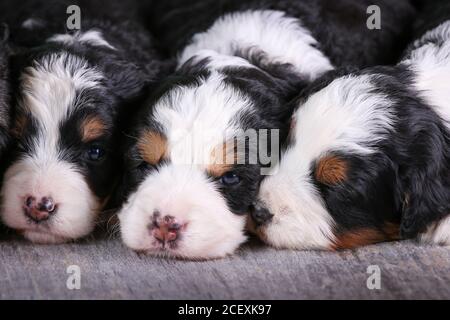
[
  {"xmin": 23, "ymin": 196, "xmax": 57, "ymax": 222},
  {"xmin": 150, "ymin": 212, "xmax": 183, "ymax": 245}
]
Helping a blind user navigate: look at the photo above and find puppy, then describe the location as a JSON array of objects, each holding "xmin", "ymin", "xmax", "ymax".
[
  {"xmin": 0, "ymin": 0, "xmax": 166, "ymax": 244},
  {"xmin": 250, "ymin": 1, "xmax": 450, "ymax": 250},
  {"xmin": 118, "ymin": 0, "xmax": 416, "ymax": 259}
]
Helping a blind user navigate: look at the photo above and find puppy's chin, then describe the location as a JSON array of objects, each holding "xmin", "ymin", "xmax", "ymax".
[
  {"xmin": 1, "ymin": 158, "xmax": 101, "ymax": 244},
  {"xmin": 120, "ymin": 203, "xmax": 247, "ymax": 260},
  {"xmin": 250, "ymin": 175, "xmax": 336, "ymax": 250},
  {"xmin": 21, "ymin": 230, "xmax": 70, "ymax": 244}
]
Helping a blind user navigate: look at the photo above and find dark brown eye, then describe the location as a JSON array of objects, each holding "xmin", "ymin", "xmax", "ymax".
[
  {"xmin": 220, "ymin": 172, "xmax": 241, "ymax": 186},
  {"xmin": 137, "ymin": 161, "xmax": 152, "ymax": 171}
]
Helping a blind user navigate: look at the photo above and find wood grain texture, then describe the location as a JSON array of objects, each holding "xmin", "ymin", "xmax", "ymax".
[{"xmin": 0, "ymin": 228, "xmax": 449, "ymax": 299}]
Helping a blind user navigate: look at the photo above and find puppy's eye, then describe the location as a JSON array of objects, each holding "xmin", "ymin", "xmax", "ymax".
[
  {"xmin": 137, "ymin": 161, "xmax": 152, "ymax": 171},
  {"xmin": 220, "ymin": 172, "xmax": 241, "ymax": 186},
  {"xmin": 86, "ymin": 145, "xmax": 105, "ymax": 162}
]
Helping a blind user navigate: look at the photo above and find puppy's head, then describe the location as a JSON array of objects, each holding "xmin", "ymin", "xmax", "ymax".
[
  {"xmin": 118, "ymin": 53, "xmax": 294, "ymax": 259},
  {"xmin": 250, "ymin": 72, "xmax": 399, "ymax": 250},
  {"xmin": 1, "ymin": 37, "xmax": 152, "ymax": 243}
]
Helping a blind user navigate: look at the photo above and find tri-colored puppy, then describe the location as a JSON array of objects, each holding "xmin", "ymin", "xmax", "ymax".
[
  {"xmin": 117, "ymin": 0, "xmax": 416, "ymax": 259},
  {"xmin": 251, "ymin": 0, "xmax": 450, "ymax": 250},
  {"xmin": 0, "ymin": 0, "xmax": 166, "ymax": 243}
]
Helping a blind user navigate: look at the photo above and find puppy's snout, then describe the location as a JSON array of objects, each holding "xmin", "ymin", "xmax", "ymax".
[
  {"xmin": 23, "ymin": 195, "xmax": 57, "ymax": 222},
  {"xmin": 150, "ymin": 212, "xmax": 183, "ymax": 246},
  {"xmin": 250, "ymin": 202, "xmax": 274, "ymax": 226}
]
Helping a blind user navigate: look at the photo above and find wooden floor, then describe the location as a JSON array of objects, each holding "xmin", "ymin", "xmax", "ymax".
[{"xmin": 0, "ymin": 229, "xmax": 449, "ymax": 299}]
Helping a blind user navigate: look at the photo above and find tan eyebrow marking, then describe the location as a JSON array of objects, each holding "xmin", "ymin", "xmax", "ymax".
[
  {"xmin": 81, "ymin": 116, "xmax": 107, "ymax": 142},
  {"xmin": 207, "ymin": 140, "xmax": 238, "ymax": 177},
  {"xmin": 315, "ymin": 154, "xmax": 348, "ymax": 185},
  {"xmin": 137, "ymin": 130, "xmax": 168, "ymax": 165}
]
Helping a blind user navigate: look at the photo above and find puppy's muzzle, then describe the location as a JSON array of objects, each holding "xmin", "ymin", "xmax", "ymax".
[
  {"xmin": 249, "ymin": 202, "xmax": 274, "ymax": 226},
  {"xmin": 23, "ymin": 196, "xmax": 57, "ymax": 223}
]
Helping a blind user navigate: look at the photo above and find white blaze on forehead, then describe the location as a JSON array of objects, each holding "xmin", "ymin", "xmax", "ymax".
[
  {"xmin": 20, "ymin": 52, "xmax": 103, "ymax": 160},
  {"xmin": 179, "ymin": 10, "xmax": 334, "ymax": 80},
  {"xmin": 47, "ymin": 30, "xmax": 116, "ymax": 50},
  {"xmin": 290, "ymin": 74, "xmax": 395, "ymax": 159},
  {"xmin": 152, "ymin": 71, "xmax": 254, "ymax": 166},
  {"xmin": 256, "ymin": 75, "xmax": 395, "ymax": 249}
]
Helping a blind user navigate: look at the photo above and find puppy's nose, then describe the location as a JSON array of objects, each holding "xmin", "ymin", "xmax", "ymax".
[
  {"xmin": 250, "ymin": 203, "xmax": 274, "ymax": 226},
  {"xmin": 150, "ymin": 212, "xmax": 182, "ymax": 245},
  {"xmin": 23, "ymin": 196, "xmax": 57, "ymax": 222}
]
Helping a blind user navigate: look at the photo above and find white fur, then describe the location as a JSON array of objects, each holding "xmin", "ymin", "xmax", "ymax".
[
  {"xmin": 119, "ymin": 72, "xmax": 252, "ymax": 258},
  {"xmin": 47, "ymin": 30, "xmax": 116, "ymax": 50},
  {"xmin": 403, "ymin": 22, "xmax": 450, "ymax": 128},
  {"xmin": 0, "ymin": 52, "xmax": 103, "ymax": 243},
  {"xmin": 185, "ymin": 49, "xmax": 257, "ymax": 71},
  {"xmin": 154, "ymin": 71, "xmax": 254, "ymax": 166},
  {"xmin": 254, "ymin": 75, "xmax": 395, "ymax": 249},
  {"xmin": 1, "ymin": 159, "xmax": 100, "ymax": 243},
  {"xmin": 179, "ymin": 10, "xmax": 334, "ymax": 80},
  {"xmin": 21, "ymin": 52, "xmax": 102, "ymax": 159},
  {"xmin": 119, "ymin": 165, "xmax": 246, "ymax": 259},
  {"xmin": 420, "ymin": 215, "xmax": 450, "ymax": 246}
]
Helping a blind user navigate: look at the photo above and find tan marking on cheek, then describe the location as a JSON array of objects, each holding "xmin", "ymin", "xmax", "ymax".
[
  {"xmin": 331, "ymin": 223, "xmax": 400, "ymax": 250},
  {"xmin": 207, "ymin": 140, "xmax": 237, "ymax": 177},
  {"xmin": 81, "ymin": 116, "xmax": 106, "ymax": 142},
  {"xmin": 315, "ymin": 155, "xmax": 348, "ymax": 185},
  {"xmin": 138, "ymin": 130, "xmax": 168, "ymax": 165}
]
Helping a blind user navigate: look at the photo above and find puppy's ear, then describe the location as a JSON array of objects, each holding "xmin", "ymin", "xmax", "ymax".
[
  {"xmin": 235, "ymin": 47, "xmax": 309, "ymax": 99},
  {"xmin": 104, "ymin": 61, "xmax": 151, "ymax": 101},
  {"xmin": 400, "ymin": 177, "xmax": 450, "ymax": 238},
  {"xmin": 398, "ymin": 97, "xmax": 450, "ymax": 238}
]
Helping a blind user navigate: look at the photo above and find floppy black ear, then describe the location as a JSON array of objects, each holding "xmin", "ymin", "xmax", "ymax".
[
  {"xmin": 103, "ymin": 60, "xmax": 152, "ymax": 101},
  {"xmin": 235, "ymin": 46, "xmax": 309, "ymax": 100},
  {"xmin": 400, "ymin": 177, "xmax": 450, "ymax": 238},
  {"xmin": 398, "ymin": 101, "xmax": 450, "ymax": 238}
]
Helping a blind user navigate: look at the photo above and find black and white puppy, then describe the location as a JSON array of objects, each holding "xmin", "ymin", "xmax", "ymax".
[
  {"xmin": 251, "ymin": 1, "xmax": 450, "ymax": 250},
  {"xmin": 118, "ymin": 0, "xmax": 416, "ymax": 259},
  {"xmin": 0, "ymin": 0, "xmax": 166, "ymax": 244}
]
